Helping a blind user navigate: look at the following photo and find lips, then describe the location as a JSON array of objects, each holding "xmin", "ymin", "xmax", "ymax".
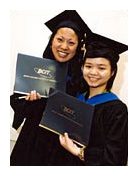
[
  {"xmin": 58, "ymin": 51, "xmax": 69, "ymax": 58},
  {"xmin": 88, "ymin": 77, "xmax": 99, "ymax": 81}
]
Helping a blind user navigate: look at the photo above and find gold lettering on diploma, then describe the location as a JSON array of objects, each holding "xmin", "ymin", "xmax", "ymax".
[
  {"xmin": 63, "ymin": 106, "xmax": 75, "ymax": 116},
  {"xmin": 51, "ymin": 105, "xmax": 83, "ymax": 127}
]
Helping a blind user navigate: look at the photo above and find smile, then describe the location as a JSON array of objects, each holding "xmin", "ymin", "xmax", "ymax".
[
  {"xmin": 58, "ymin": 51, "xmax": 69, "ymax": 57},
  {"xmin": 88, "ymin": 77, "xmax": 99, "ymax": 81}
]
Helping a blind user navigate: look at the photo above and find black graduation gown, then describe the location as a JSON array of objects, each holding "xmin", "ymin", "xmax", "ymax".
[
  {"xmin": 10, "ymin": 93, "xmax": 83, "ymax": 166},
  {"xmin": 10, "ymin": 93, "xmax": 127, "ymax": 166},
  {"xmin": 84, "ymin": 100, "xmax": 128, "ymax": 166}
]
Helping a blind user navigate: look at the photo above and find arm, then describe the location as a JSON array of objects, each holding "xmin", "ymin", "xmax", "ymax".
[
  {"xmin": 59, "ymin": 102, "xmax": 128, "ymax": 165},
  {"xmin": 59, "ymin": 133, "xmax": 85, "ymax": 161},
  {"xmin": 10, "ymin": 91, "xmax": 47, "ymax": 130},
  {"xmin": 10, "ymin": 93, "xmax": 28, "ymax": 129},
  {"xmin": 84, "ymin": 102, "xmax": 128, "ymax": 165}
]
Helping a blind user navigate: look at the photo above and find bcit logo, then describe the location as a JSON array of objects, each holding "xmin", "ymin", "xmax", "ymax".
[
  {"xmin": 62, "ymin": 105, "xmax": 76, "ymax": 120},
  {"xmin": 60, "ymin": 105, "xmax": 82, "ymax": 126},
  {"xmin": 34, "ymin": 68, "xmax": 55, "ymax": 79}
]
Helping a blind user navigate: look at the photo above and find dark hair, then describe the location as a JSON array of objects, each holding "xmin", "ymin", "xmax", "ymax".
[
  {"xmin": 42, "ymin": 25, "xmax": 84, "ymax": 96},
  {"xmin": 80, "ymin": 41, "xmax": 120, "ymax": 92}
]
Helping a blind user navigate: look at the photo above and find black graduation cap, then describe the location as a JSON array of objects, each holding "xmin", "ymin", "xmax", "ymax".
[
  {"xmin": 45, "ymin": 10, "xmax": 128, "ymax": 56},
  {"xmin": 86, "ymin": 32, "xmax": 128, "ymax": 55},
  {"xmin": 45, "ymin": 10, "xmax": 92, "ymax": 40}
]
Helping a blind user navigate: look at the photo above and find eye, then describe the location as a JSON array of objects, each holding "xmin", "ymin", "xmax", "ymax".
[
  {"xmin": 99, "ymin": 67, "xmax": 106, "ymax": 70},
  {"xmin": 85, "ymin": 65, "xmax": 91, "ymax": 69},
  {"xmin": 68, "ymin": 41, "xmax": 76, "ymax": 46},
  {"xmin": 56, "ymin": 37, "xmax": 63, "ymax": 43}
]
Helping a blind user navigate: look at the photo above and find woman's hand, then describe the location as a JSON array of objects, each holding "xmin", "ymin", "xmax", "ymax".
[
  {"xmin": 59, "ymin": 133, "xmax": 81, "ymax": 157},
  {"xmin": 25, "ymin": 90, "xmax": 41, "ymax": 101}
]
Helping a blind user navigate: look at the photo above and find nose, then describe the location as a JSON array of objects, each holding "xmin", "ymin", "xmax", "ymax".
[
  {"xmin": 89, "ymin": 67, "xmax": 98, "ymax": 75},
  {"xmin": 61, "ymin": 41, "xmax": 68, "ymax": 50}
]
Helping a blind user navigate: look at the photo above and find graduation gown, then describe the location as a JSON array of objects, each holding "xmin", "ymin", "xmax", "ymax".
[
  {"xmin": 77, "ymin": 92, "xmax": 128, "ymax": 165},
  {"xmin": 10, "ymin": 55, "xmax": 83, "ymax": 166},
  {"xmin": 10, "ymin": 92, "xmax": 128, "ymax": 166},
  {"xmin": 10, "ymin": 93, "xmax": 83, "ymax": 166}
]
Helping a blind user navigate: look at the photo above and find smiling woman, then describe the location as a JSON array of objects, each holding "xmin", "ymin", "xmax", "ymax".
[
  {"xmin": 10, "ymin": 10, "xmax": 92, "ymax": 166},
  {"xmin": 51, "ymin": 28, "xmax": 79, "ymax": 62},
  {"xmin": 82, "ymin": 57, "xmax": 113, "ymax": 91},
  {"xmin": 71, "ymin": 41, "xmax": 128, "ymax": 165}
]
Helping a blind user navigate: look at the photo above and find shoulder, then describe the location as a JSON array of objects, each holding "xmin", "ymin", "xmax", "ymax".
[
  {"xmin": 94, "ymin": 99, "xmax": 127, "ymax": 116},
  {"xmin": 106, "ymin": 99, "xmax": 127, "ymax": 110},
  {"xmin": 98, "ymin": 99, "xmax": 127, "ymax": 111}
]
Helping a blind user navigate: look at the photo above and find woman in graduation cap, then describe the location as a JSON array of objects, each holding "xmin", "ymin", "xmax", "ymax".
[
  {"xmin": 59, "ymin": 40, "xmax": 128, "ymax": 165},
  {"xmin": 10, "ymin": 10, "xmax": 91, "ymax": 166}
]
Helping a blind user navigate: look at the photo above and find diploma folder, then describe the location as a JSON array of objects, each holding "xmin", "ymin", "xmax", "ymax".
[
  {"xmin": 39, "ymin": 89, "xmax": 95, "ymax": 147},
  {"xmin": 14, "ymin": 53, "xmax": 68, "ymax": 97}
]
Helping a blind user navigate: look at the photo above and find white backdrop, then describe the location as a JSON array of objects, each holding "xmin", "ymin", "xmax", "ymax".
[{"xmin": 10, "ymin": 10, "xmax": 128, "ymax": 140}]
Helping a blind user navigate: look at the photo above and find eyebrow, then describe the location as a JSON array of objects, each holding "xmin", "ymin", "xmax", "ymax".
[
  {"xmin": 84, "ymin": 62, "xmax": 108, "ymax": 66},
  {"xmin": 56, "ymin": 35, "xmax": 77, "ymax": 41}
]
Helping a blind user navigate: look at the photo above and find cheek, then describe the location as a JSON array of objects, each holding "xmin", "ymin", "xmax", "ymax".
[
  {"xmin": 51, "ymin": 42, "xmax": 59, "ymax": 58},
  {"xmin": 51, "ymin": 39, "xmax": 56, "ymax": 47},
  {"xmin": 82, "ymin": 69, "xmax": 88, "ymax": 78},
  {"xmin": 68, "ymin": 47, "xmax": 77, "ymax": 57},
  {"xmin": 102, "ymin": 71, "xmax": 112, "ymax": 81},
  {"xmin": 71, "ymin": 45, "xmax": 78, "ymax": 52}
]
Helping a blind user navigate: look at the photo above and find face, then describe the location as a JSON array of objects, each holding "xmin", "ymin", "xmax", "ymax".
[
  {"xmin": 51, "ymin": 27, "xmax": 79, "ymax": 62},
  {"xmin": 82, "ymin": 57, "xmax": 114, "ymax": 90}
]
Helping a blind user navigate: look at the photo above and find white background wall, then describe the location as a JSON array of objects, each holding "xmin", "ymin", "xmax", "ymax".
[{"xmin": 10, "ymin": 10, "xmax": 128, "ymax": 140}]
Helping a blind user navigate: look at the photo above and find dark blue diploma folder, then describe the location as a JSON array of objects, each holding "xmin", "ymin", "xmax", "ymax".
[
  {"xmin": 14, "ymin": 53, "xmax": 68, "ymax": 97},
  {"xmin": 39, "ymin": 89, "xmax": 95, "ymax": 147}
]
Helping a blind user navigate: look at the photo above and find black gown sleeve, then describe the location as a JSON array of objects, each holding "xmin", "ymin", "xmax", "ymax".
[
  {"xmin": 84, "ymin": 101, "xmax": 128, "ymax": 166},
  {"xmin": 10, "ymin": 93, "xmax": 47, "ymax": 130}
]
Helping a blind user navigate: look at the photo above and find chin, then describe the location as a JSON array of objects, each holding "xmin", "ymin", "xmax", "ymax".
[
  {"xmin": 88, "ymin": 84, "xmax": 99, "ymax": 88},
  {"xmin": 55, "ymin": 58, "xmax": 65, "ymax": 62},
  {"xmin": 57, "ymin": 58, "xmax": 71, "ymax": 63}
]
